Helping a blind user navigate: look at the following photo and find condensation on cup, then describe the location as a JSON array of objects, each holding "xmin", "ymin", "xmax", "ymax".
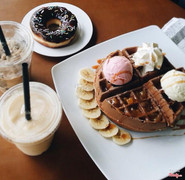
[
  {"xmin": 0, "ymin": 21, "xmax": 33, "ymax": 95},
  {"xmin": 0, "ymin": 82, "xmax": 62, "ymax": 156}
]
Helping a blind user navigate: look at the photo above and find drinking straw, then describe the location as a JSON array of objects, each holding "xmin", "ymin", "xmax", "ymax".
[
  {"xmin": 0, "ymin": 25, "xmax": 11, "ymax": 56},
  {"xmin": 22, "ymin": 63, "xmax": 31, "ymax": 120}
]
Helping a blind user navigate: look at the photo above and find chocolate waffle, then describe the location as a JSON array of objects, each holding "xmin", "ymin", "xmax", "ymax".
[
  {"xmin": 94, "ymin": 47, "xmax": 174, "ymax": 103},
  {"xmin": 101, "ymin": 75, "xmax": 184, "ymax": 132},
  {"xmin": 94, "ymin": 47, "xmax": 183, "ymax": 132}
]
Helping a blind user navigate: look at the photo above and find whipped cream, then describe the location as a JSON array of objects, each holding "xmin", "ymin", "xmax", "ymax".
[
  {"xmin": 132, "ymin": 43, "xmax": 163, "ymax": 75},
  {"xmin": 161, "ymin": 69, "xmax": 185, "ymax": 102}
]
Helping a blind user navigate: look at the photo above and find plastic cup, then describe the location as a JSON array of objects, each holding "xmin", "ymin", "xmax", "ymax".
[
  {"xmin": 0, "ymin": 82, "xmax": 62, "ymax": 156},
  {"xmin": 0, "ymin": 21, "xmax": 33, "ymax": 94}
]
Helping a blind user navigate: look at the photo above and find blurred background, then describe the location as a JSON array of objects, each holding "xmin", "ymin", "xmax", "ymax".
[{"xmin": 171, "ymin": 0, "xmax": 185, "ymax": 8}]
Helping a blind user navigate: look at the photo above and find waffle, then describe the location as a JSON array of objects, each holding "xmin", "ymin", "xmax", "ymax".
[
  {"xmin": 94, "ymin": 47, "xmax": 174, "ymax": 103},
  {"xmin": 94, "ymin": 47, "xmax": 184, "ymax": 132}
]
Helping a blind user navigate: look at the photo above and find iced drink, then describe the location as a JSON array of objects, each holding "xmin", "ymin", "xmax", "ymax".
[
  {"xmin": 0, "ymin": 82, "xmax": 62, "ymax": 156},
  {"xmin": 0, "ymin": 21, "xmax": 33, "ymax": 94}
]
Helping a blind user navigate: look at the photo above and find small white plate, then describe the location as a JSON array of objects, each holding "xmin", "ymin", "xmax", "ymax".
[
  {"xmin": 21, "ymin": 2, "xmax": 93, "ymax": 57},
  {"xmin": 52, "ymin": 26, "xmax": 185, "ymax": 180}
]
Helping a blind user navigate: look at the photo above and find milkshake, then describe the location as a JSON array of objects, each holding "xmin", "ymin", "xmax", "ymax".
[
  {"xmin": 0, "ymin": 82, "xmax": 62, "ymax": 156},
  {"xmin": 0, "ymin": 21, "xmax": 33, "ymax": 94}
]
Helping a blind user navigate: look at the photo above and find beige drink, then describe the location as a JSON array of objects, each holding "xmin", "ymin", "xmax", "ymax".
[
  {"xmin": 0, "ymin": 21, "xmax": 33, "ymax": 94},
  {"xmin": 0, "ymin": 82, "xmax": 62, "ymax": 156}
]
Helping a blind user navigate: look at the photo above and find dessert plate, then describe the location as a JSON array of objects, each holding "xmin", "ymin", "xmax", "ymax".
[
  {"xmin": 52, "ymin": 25, "xmax": 185, "ymax": 180},
  {"xmin": 21, "ymin": 2, "xmax": 93, "ymax": 57}
]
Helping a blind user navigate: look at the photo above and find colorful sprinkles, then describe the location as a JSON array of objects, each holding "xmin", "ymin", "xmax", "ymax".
[{"xmin": 30, "ymin": 6, "xmax": 78, "ymax": 43}]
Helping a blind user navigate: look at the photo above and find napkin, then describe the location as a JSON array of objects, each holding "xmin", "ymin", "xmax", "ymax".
[{"xmin": 162, "ymin": 17, "xmax": 185, "ymax": 54}]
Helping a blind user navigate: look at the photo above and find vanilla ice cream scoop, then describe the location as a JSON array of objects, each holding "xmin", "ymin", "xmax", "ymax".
[
  {"xmin": 103, "ymin": 56, "xmax": 133, "ymax": 85},
  {"xmin": 161, "ymin": 69, "xmax": 185, "ymax": 102},
  {"xmin": 132, "ymin": 42, "xmax": 163, "ymax": 75}
]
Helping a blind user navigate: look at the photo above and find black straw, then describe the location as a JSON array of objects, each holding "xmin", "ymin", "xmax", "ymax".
[
  {"xmin": 0, "ymin": 25, "xmax": 11, "ymax": 56},
  {"xmin": 22, "ymin": 63, "xmax": 31, "ymax": 120}
]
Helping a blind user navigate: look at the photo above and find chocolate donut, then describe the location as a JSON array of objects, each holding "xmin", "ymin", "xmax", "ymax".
[{"xmin": 30, "ymin": 6, "xmax": 78, "ymax": 48}]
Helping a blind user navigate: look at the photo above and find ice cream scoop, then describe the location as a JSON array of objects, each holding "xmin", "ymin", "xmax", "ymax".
[
  {"xmin": 161, "ymin": 69, "xmax": 185, "ymax": 102},
  {"xmin": 102, "ymin": 56, "xmax": 133, "ymax": 85},
  {"xmin": 132, "ymin": 42, "xmax": 163, "ymax": 75}
]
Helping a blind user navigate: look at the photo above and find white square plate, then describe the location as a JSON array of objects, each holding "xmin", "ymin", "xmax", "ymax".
[{"xmin": 52, "ymin": 25, "xmax": 185, "ymax": 180}]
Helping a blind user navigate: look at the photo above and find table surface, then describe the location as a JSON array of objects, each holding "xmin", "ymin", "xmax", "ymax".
[{"xmin": 0, "ymin": 0, "xmax": 185, "ymax": 179}]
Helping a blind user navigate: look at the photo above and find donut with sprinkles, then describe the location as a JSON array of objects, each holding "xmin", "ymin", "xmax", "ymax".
[{"xmin": 30, "ymin": 6, "xmax": 78, "ymax": 48}]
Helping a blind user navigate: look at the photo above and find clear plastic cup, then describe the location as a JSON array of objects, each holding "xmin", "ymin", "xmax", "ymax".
[
  {"xmin": 0, "ymin": 21, "xmax": 33, "ymax": 94},
  {"xmin": 0, "ymin": 82, "xmax": 62, "ymax": 156}
]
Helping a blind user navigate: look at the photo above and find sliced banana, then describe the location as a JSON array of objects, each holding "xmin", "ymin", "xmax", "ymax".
[
  {"xmin": 79, "ymin": 78, "xmax": 94, "ymax": 91},
  {"xmin": 112, "ymin": 129, "xmax": 131, "ymax": 145},
  {"xmin": 99, "ymin": 123, "xmax": 119, "ymax": 138},
  {"xmin": 78, "ymin": 98, "xmax": 97, "ymax": 110},
  {"xmin": 77, "ymin": 67, "xmax": 132, "ymax": 146},
  {"xmin": 76, "ymin": 86, "xmax": 94, "ymax": 100},
  {"xmin": 90, "ymin": 114, "xmax": 110, "ymax": 130},
  {"xmin": 82, "ymin": 107, "xmax": 101, "ymax": 119},
  {"xmin": 80, "ymin": 68, "xmax": 95, "ymax": 82}
]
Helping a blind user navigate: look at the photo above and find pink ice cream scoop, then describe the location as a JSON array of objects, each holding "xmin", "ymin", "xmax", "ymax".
[{"xmin": 102, "ymin": 56, "xmax": 133, "ymax": 85}]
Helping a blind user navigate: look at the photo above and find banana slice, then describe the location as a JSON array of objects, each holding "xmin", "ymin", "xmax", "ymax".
[
  {"xmin": 79, "ymin": 78, "xmax": 94, "ymax": 91},
  {"xmin": 99, "ymin": 123, "xmax": 119, "ymax": 138},
  {"xmin": 112, "ymin": 129, "xmax": 132, "ymax": 145},
  {"xmin": 78, "ymin": 98, "xmax": 97, "ymax": 109},
  {"xmin": 76, "ymin": 86, "xmax": 94, "ymax": 100},
  {"xmin": 90, "ymin": 114, "xmax": 110, "ymax": 130},
  {"xmin": 82, "ymin": 107, "xmax": 101, "ymax": 119},
  {"xmin": 80, "ymin": 68, "xmax": 95, "ymax": 82}
]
